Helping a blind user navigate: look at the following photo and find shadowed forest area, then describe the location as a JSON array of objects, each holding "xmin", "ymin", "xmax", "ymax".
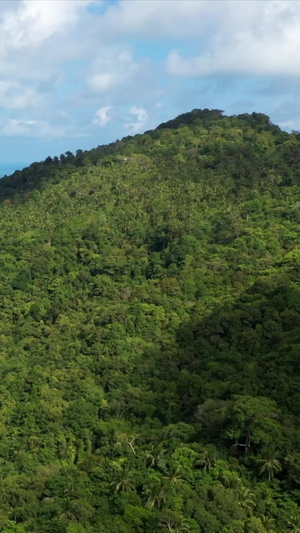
[{"xmin": 0, "ymin": 110, "xmax": 300, "ymax": 532}]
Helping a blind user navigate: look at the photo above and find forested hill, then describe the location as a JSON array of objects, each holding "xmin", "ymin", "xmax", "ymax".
[{"xmin": 1, "ymin": 110, "xmax": 300, "ymax": 532}]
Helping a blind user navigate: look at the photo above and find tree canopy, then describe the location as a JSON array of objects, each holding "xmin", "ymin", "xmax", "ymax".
[{"xmin": 0, "ymin": 109, "xmax": 298, "ymax": 531}]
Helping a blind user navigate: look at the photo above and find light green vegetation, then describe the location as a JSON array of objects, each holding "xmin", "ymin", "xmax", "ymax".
[{"xmin": 0, "ymin": 109, "xmax": 299, "ymax": 531}]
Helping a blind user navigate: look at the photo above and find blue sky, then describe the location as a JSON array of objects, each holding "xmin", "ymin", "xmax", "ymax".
[{"xmin": 1, "ymin": 0, "xmax": 300, "ymax": 167}]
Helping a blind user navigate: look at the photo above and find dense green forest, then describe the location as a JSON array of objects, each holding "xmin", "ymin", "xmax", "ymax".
[{"xmin": 0, "ymin": 109, "xmax": 300, "ymax": 532}]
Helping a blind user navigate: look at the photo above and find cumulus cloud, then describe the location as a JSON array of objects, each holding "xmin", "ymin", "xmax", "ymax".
[
  {"xmin": 0, "ymin": 0, "xmax": 299, "ymax": 158},
  {"xmin": 0, "ymin": 0, "xmax": 88, "ymax": 49},
  {"xmin": 94, "ymin": 106, "xmax": 112, "ymax": 126},
  {"xmin": 125, "ymin": 106, "xmax": 148, "ymax": 134},
  {"xmin": 166, "ymin": 1, "xmax": 300, "ymax": 77}
]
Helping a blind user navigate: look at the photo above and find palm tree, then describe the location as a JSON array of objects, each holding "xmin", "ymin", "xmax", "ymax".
[
  {"xmin": 146, "ymin": 446, "xmax": 165, "ymax": 469},
  {"xmin": 58, "ymin": 498, "xmax": 77, "ymax": 522},
  {"xmin": 162, "ymin": 510, "xmax": 190, "ymax": 532},
  {"xmin": 257, "ymin": 458, "xmax": 282, "ymax": 482},
  {"xmin": 259, "ymin": 485, "xmax": 274, "ymax": 509},
  {"xmin": 260, "ymin": 514, "xmax": 276, "ymax": 531},
  {"xmin": 194, "ymin": 451, "xmax": 214, "ymax": 472},
  {"xmin": 163, "ymin": 518, "xmax": 190, "ymax": 532},
  {"xmin": 143, "ymin": 479, "xmax": 166, "ymax": 509},
  {"xmin": 288, "ymin": 513, "xmax": 300, "ymax": 533},
  {"xmin": 237, "ymin": 487, "xmax": 255, "ymax": 516},
  {"xmin": 111, "ymin": 470, "xmax": 134, "ymax": 493},
  {"xmin": 163, "ymin": 465, "xmax": 184, "ymax": 485}
]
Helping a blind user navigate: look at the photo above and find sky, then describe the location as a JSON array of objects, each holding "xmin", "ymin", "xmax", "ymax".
[{"xmin": 1, "ymin": 0, "xmax": 300, "ymax": 167}]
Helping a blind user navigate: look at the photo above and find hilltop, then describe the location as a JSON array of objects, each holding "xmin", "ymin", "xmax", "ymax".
[{"xmin": 0, "ymin": 110, "xmax": 300, "ymax": 532}]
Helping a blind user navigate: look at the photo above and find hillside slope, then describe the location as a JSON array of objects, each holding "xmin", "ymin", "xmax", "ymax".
[{"xmin": 0, "ymin": 110, "xmax": 300, "ymax": 532}]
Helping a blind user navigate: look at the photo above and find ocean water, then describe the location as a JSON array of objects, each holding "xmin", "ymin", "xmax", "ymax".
[{"xmin": 0, "ymin": 163, "xmax": 29, "ymax": 178}]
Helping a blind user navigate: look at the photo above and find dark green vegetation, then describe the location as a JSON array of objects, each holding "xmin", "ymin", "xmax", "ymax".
[{"xmin": 1, "ymin": 109, "xmax": 300, "ymax": 532}]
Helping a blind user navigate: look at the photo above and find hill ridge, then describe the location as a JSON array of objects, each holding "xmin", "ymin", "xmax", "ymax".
[{"xmin": 0, "ymin": 109, "xmax": 298, "ymax": 532}]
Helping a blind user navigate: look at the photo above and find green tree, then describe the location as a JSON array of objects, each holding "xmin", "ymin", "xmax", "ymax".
[
  {"xmin": 288, "ymin": 514, "xmax": 300, "ymax": 533},
  {"xmin": 224, "ymin": 396, "xmax": 282, "ymax": 454},
  {"xmin": 111, "ymin": 470, "xmax": 135, "ymax": 493},
  {"xmin": 257, "ymin": 458, "xmax": 282, "ymax": 482},
  {"xmin": 143, "ymin": 478, "xmax": 167, "ymax": 509}
]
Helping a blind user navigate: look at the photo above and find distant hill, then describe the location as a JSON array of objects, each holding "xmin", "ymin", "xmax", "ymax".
[
  {"xmin": 0, "ymin": 110, "xmax": 299, "ymax": 533},
  {"xmin": 0, "ymin": 162, "xmax": 29, "ymax": 179}
]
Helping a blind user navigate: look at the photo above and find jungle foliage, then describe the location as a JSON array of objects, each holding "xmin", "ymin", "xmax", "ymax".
[{"xmin": 0, "ymin": 109, "xmax": 300, "ymax": 532}]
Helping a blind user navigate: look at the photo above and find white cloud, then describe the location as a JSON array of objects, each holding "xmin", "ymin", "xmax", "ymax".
[
  {"xmin": 166, "ymin": 1, "xmax": 300, "ymax": 77},
  {"xmin": 0, "ymin": 0, "xmax": 100, "ymax": 143},
  {"xmin": 0, "ymin": 118, "xmax": 65, "ymax": 137},
  {"xmin": 95, "ymin": 0, "xmax": 214, "ymax": 40},
  {"xmin": 125, "ymin": 106, "xmax": 148, "ymax": 134},
  {"xmin": 0, "ymin": 0, "xmax": 88, "ymax": 49},
  {"xmin": 0, "ymin": 81, "xmax": 43, "ymax": 109},
  {"xmin": 88, "ymin": 47, "xmax": 140, "ymax": 95},
  {"xmin": 167, "ymin": 50, "xmax": 212, "ymax": 77},
  {"xmin": 0, "ymin": 0, "xmax": 299, "ymax": 155},
  {"xmin": 0, "ymin": 116, "xmax": 92, "ymax": 138},
  {"xmin": 94, "ymin": 106, "xmax": 112, "ymax": 126},
  {"xmin": 90, "ymin": 73, "xmax": 115, "ymax": 93},
  {"xmin": 279, "ymin": 119, "xmax": 300, "ymax": 132}
]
